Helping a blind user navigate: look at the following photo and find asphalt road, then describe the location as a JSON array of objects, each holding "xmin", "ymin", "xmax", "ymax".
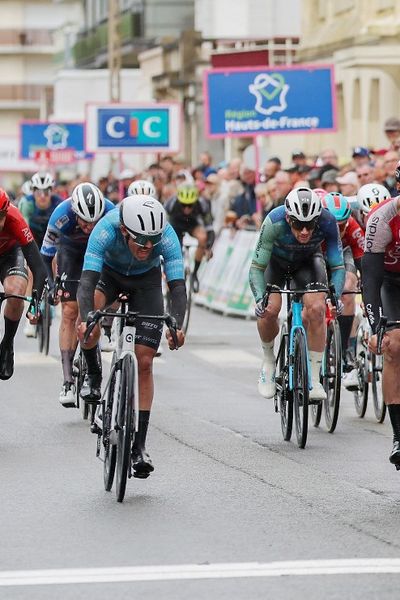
[{"xmin": 1, "ymin": 304, "xmax": 400, "ymax": 599}]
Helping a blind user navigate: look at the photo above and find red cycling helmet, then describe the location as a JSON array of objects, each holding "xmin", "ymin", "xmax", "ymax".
[{"xmin": 0, "ymin": 188, "xmax": 10, "ymax": 212}]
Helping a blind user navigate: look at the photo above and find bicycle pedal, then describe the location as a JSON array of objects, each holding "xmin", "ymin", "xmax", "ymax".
[
  {"xmin": 90, "ymin": 423, "xmax": 102, "ymax": 435},
  {"xmin": 133, "ymin": 471, "xmax": 150, "ymax": 479},
  {"xmin": 61, "ymin": 402, "xmax": 76, "ymax": 409},
  {"xmin": 396, "ymin": 464, "xmax": 400, "ymax": 471}
]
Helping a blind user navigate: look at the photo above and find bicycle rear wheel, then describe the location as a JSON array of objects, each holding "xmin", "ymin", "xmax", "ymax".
[
  {"xmin": 323, "ymin": 320, "xmax": 342, "ymax": 433},
  {"xmin": 103, "ymin": 353, "xmax": 118, "ymax": 491},
  {"xmin": 353, "ymin": 327, "xmax": 369, "ymax": 418},
  {"xmin": 371, "ymin": 354, "xmax": 386, "ymax": 423},
  {"xmin": 276, "ymin": 324, "xmax": 293, "ymax": 441},
  {"xmin": 115, "ymin": 354, "xmax": 135, "ymax": 502},
  {"xmin": 293, "ymin": 329, "xmax": 309, "ymax": 449}
]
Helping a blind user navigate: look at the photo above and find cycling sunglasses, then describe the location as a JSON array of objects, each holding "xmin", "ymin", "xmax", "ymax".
[
  {"xmin": 33, "ymin": 187, "xmax": 52, "ymax": 194},
  {"xmin": 129, "ymin": 231, "xmax": 163, "ymax": 247},
  {"xmin": 289, "ymin": 217, "xmax": 318, "ymax": 231}
]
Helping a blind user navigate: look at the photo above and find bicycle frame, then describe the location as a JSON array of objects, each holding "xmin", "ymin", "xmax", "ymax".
[{"xmin": 288, "ymin": 298, "xmax": 310, "ymax": 391}]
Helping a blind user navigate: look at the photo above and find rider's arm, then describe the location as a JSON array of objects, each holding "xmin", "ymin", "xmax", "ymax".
[
  {"xmin": 323, "ymin": 215, "xmax": 345, "ymax": 296},
  {"xmin": 248, "ymin": 216, "xmax": 275, "ymax": 302},
  {"xmin": 18, "ymin": 197, "xmax": 33, "ymax": 222},
  {"xmin": 361, "ymin": 253, "xmax": 385, "ymax": 332},
  {"xmin": 161, "ymin": 224, "xmax": 187, "ymax": 326},
  {"xmin": 168, "ymin": 279, "xmax": 187, "ymax": 329},
  {"xmin": 77, "ymin": 269, "xmax": 100, "ymax": 321},
  {"xmin": 21, "ymin": 241, "xmax": 47, "ymax": 300}
]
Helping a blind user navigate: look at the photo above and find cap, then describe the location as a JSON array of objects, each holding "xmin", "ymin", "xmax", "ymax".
[
  {"xmin": 292, "ymin": 150, "xmax": 305, "ymax": 159},
  {"xmin": 205, "ymin": 173, "xmax": 219, "ymax": 184},
  {"xmin": 384, "ymin": 117, "xmax": 400, "ymax": 132},
  {"xmin": 118, "ymin": 169, "xmax": 135, "ymax": 180},
  {"xmin": 352, "ymin": 146, "xmax": 370, "ymax": 158},
  {"xmin": 336, "ymin": 171, "xmax": 358, "ymax": 187},
  {"xmin": 321, "ymin": 169, "xmax": 338, "ymax": 184}
]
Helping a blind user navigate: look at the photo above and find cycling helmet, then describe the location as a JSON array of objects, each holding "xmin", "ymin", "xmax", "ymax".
[
  {"xmin": 120, "ymin": 195, "xmax": 166, "ymax": 244},
  {"xmin": 127, "ymin": 179, "xmax": 156, "ymax": 197},
  {"xmin": 176, "ymin": 183, "xmax": 199, "ymax": 205},
  {"xmin": 395, "ymin": 160, "xmax": 400, "ymax": 183},
  {"xmin": 31, "ymin": 172, "xmax": 54, "ymax": 190},
  {"xmin": 285, "ymin": 187, "xmax": 322, "ymax": 222},
  {"xmin": 322, "ymin": 192, "xmax": 351, "ymax": 221},
  {"xmin": 0, "ymin": 188, "xmax": 10, "ymax": 212},
  {"xmin": 71, "ymin": 182, "xmax": 105, "ymax": 223},
  {"xmin": 357, "ymin": 183, "xmax": 390, "ymax": 214}
]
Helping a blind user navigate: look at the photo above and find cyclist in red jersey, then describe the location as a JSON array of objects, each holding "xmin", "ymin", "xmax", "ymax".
[
  {"xmin": 0, "ymin": 189, "xmax": 46, "ymax": 379},
  {"xmin": 363, "ymin": 196, "xmax": 400, "ymax": 469}
]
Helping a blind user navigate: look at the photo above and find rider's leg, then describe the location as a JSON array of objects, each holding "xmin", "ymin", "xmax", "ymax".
[
  {"xmin": 79, "ymin": 289, "xmax": 107, "ymax": 401},
  {"xmin": 132, "ymin": 345, "xmax": 157, "ymax": 474},
  {"xmin": 338, "ymin": 267, "xmax": 358, "ymax": 363},
  {"xmin": 190, "ymin": 226, "xmax": 207, "ymax": 291},
  {"xmin": 23, "ymin": 269, "xmax": 36, "ymax": 337},
  {"xmin": 382, "ymin": 330, "xmax": 400, "ymax": 465},
  {"xmin": 257, "ymin": 292, "xmax": 282, "ymax": 398},
  {"xmin": 0, "ymin": 273, "xmax": 27, "ymax": 380},
  {"xmin": 58, "ymin": 300, "xmax": 79, "ymax": 406}
]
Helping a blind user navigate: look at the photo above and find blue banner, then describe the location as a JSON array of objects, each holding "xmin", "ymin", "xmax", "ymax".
[
  {"xmin": 204, "ymin": 66, "xmax": 336, "ymax": 137},
  {"xmin": 20, "ymin": 122, "xmax": 89, "ymax": 159},
  {"xmin": 97, "ymin": 108, "xmax": 170, "ymax": 148}
]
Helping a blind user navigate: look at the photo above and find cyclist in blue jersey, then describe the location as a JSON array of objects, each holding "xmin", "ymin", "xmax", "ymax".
[
  {"xmin": 77, "ymin": 195, "xmax": 186, "ymax": 477},
  {"xmin": 249, "ymin": 187, "xmax": 345, "ymax": 402},
  {"xmin": 41, "ymin": 182, "xmax": 114, "ymax": 406}
]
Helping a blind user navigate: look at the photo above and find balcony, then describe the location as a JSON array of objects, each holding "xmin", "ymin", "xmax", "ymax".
[
  {"xmin": 73, "ymin": 11, "xmax": 144, "ymax": 68},
  {"xmin": 0, "ymin": 84, "xmax": 53, "ymax": 111},
  {"xmin": 0, "ymin": 29, "xmax": 54, "ymax": 54}
]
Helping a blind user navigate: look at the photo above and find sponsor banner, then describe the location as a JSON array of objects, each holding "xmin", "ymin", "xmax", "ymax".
[
  {"xmin": 85, "ymin": 103, "xmax": 182, "ymax": 153},
  {"xmin": 0, "ymin": 136, "xmax": 37, "ymax": 172},
  {"xmin": 203, "ymin": 64, "xmax": 336, "ymax": 138},
  {"xmin": 20, "ymin": 121, "xmax": 91, "ymax": 162}
]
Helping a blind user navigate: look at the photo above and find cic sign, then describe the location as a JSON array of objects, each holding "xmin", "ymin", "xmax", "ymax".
[{"xmin": 85, "ymin": 103, "xmax": 181, "ymax": 153}]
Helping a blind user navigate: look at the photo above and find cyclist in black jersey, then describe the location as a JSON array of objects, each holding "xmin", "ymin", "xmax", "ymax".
[{"xmin": 164, "ymin": 183, "xmax": 215, "ymax": 292}]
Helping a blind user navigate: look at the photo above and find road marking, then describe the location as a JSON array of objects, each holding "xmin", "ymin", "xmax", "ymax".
[
  {"xmin": 190, "ymin": 348, "xmax": 259, "ymax": 366},
  {"xmin": 1, "ymin": 559, "xmax": 400, "ymax": 587},
  {"xmin": 15, "ymin": 353, "xmax": 58, "ymax": 366}
]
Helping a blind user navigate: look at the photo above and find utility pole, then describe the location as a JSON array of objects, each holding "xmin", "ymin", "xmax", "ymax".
[{"xmin": 108, "ymin": 0, "xmax": 121, "ymax": 102}]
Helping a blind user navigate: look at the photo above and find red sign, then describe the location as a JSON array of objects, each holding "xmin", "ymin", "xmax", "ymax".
[
  {"xmin": 211, "ymin": 50, "xmax": 269, "ymax": 68},
  {"xmin": 34, "ymin": 148, "xmax": 76, "ymax": 164}
]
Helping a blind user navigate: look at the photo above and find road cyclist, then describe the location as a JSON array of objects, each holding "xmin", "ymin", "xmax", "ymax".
[
  {"xmin": 0, "ymin": 188, "xmax": 46, "ymax": 380},
  {"xmin": 40, "ymin": 182, "xmax": 114, "ymax": 407},
  {"xmin": 76, "ymin": 194, "xmax": 186, "ymax": 478},
  {"xmin": 249, "ymin": 187, "xmax": 345, "ymax": 404}
]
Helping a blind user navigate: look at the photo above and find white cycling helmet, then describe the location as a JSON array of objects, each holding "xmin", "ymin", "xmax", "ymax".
[
  {"xmin": 357, "ymin": 183, "xmax": 390, "ymax": 214},
  {"xmin": 71, "ymin": 182, "xmax": 105, "ymax": 223},
  {"xmin": 120, "ymin": 194, "xmax": 166, "ymax": 244},
  {"xmin": 127, "ymin": 179, "xmax": 156, "ymax": 198},
  {"xmin": 31, "ymin": 171, "xmax": 54, "ymax": 190},
  {"xmin": 285, "ymin": 187, "xmax": 322, "ymax": 222}
]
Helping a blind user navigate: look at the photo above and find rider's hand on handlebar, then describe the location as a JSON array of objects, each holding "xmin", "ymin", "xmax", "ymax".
[
  {"xmin": 255, "ymin": 299, "xmax": 266, "ymax": 319},
  {"xmin": 369, "ymin": 332, "xmax": 390, "ymax": 355},
  {"xmin": 166, "ymin": 328, "xmax": 185, "ymax": 349},
  {"xmin": 77, "ymin": 321, "xmax": 99, "ymax": 345}
]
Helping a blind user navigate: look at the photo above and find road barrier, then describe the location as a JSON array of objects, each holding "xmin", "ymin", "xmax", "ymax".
[{"xmin": 196, "ymin": 228, "xmax": 257, "ymax": 318}]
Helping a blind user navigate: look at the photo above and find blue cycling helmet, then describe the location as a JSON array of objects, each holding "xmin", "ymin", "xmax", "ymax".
[{"xmin": 322, "ymin": 192, "xmax": 351, "ymax": 222}]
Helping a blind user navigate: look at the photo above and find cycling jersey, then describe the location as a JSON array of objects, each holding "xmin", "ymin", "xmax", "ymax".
[
  {"xmin": 83, "ymin": 207, "xmax": 184, "ymax": 281},
  {"xmin": 362, "ymin": 197, "xmax": 400, "ymax": 331},
  {"xmin": 0, "ymin": 204, "xmax": 34, "ymax": 254},
  {"xmin": 342, "ymin": 216, "xmax": 364, "ymax": 260},
  {"xmin": 40, "ymin": 198, "xmax": 115, "ymax": 258},
  {"xmin": 249, "ymin": 205, "xmax": 345, "ymax": 302},
  {"xmin": 164, "ymin": 196, "xmax": 215, "ymax": 246},
  {"xmin": 19, "ymin": 194, "xmax": 62, "ymax": 246}
]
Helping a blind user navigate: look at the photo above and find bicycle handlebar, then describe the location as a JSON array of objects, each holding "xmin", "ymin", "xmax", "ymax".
[
  {"xmin": 375, "ymin": 315, "xmax": 400, "ymax": 353},
  {"xmin": 261, "ymin": 284, "xmax": 337, "ymax": 311},
  {"xmin": 84, "ymin": 310, "xmax": 179, "ymax": 349},
  {"xmin": 0, "ymin": 290, "xmax": 38, "ymax": 318}
]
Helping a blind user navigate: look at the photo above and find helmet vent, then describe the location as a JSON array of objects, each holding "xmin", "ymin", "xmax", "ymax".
[
  {"xmin": 150, "ymin": 211, "xmax": 156, "ymax": 231},
  {"xmin": 138, "ymin": 215, "xmax": 145, "ymax": 231}
]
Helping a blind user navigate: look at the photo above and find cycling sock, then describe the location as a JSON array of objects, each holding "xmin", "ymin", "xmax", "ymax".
[
  {"xmin": 133, "ymin": 410, "xmax": 150, "ymax": 450},
  {"xmin": 1, "ymin": 317, "xmax": 20, "ymax": 346},
  {"xmin": 61, "ymin": 349, "xmax": 75, "ymax": 383},
  {"xmin": 261, "ymin": 340, "xmax": 275, "ymax": 358},
  {"xmin": 82, "ymin": 345, "xmax": 102, "ymax": 375},
  {"xmin": 338, "ymin": 315, "xmax": 354, "ymax": 357},
  {"xmin": 388, "ymin": 405, "xmax": 400, "ymax": 441},
  {"xmin": 349, "ymin": 336, "xmax": 356, "ymax": 353},
  {"xmin": 102, "ymin": 325, "xmax": 112, "ymax": 338},
  {"xmin": 193, "ymin": 260, "xmax": 201, "ymax": 275},
  {"xmin": 309, "ymin": 350, "xmax": 323, "ymax": 380}
]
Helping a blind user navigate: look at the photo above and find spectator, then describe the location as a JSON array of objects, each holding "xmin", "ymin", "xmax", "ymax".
[
  {"xmin": 352, "ymin": 147, "xmax": 370, "ymax": 169},
  {"xmin": 336, "ymin": 171, "xmax": 359, "ymax": 196},
  {"xmin": 263, "ymin": 156, "xmax": 281, "ymax": 181},
  {"xmin": 291, "ymin": 150, "xmax": 307, "ymax": 167},
  {"xmin": 196, "ymin": 151, "xmax": 215, "ymax": 177},
  {"xmin": 373, "ymin": 158, "xmax": 387, "ymax": 185},
  {"xmin": 355, "ymin": 164, "xmax": 375, "ymax": 186},
  {"xmin": 160, "ymin": 155, "xmax": 175, "ymax": 182},
  {"xmin": 230, "ymin": 166, "xmax": 256, "ymax": 229},
  {"xmin": 384, "ymin": 117, "xmax": 400, "ymax": 152},
  {"xmin": 383, "ymin": 150, "xmax": 400, "ymax": 195},
  {"xmin": 321, "ymin": 169, "xmax": 340, "ymax": 193},
  {"xmin": 118, "ymin": 168, "xmax": 135, "ymax": 197},
  {"xmin": 319, "ymin": 149, "xmax": 339, "ymax": 168},
  {"xmin": 254, "ymin": 181, "xmax": 275, "ymax": 228},
  {"xmin": 105, "ymin": 181, "xmax": 119, "ymax": 204},
  {"xmin": 273, "ymin": 170, "xmax": 292, "ymax": 206},
  {"xmin": 203, "ymin": 173, "xmax": 225, "ymax": 233},
  {"xmin": 227, "ymin": 158, "xmax": 242, "ymax": 180},
  {"xmin": 98, "ymin": 176, "xmax": 109, "ymax": 196}
]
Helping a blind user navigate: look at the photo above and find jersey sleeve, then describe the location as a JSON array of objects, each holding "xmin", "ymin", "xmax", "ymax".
[
  {"xmin": 8, "ymin": 210, "xmax": 34, "ymax": 247},
  {"xmin": 82, "ymin": 219, "xmax": 116, "ymax": 273},
  {"xmin": 323, "ymin": 215, "xmax": 345, "ymax": 296},
  {"xmin": 364, "ymin": 210, "xmax": 393, "ymax": 253},
  {"xmin": 347, "ymin": 218, "xmax": 365, "ymax": 260},
  {"xmin": 161, "ymin": 223, "xmax": 184, "ymax": 281},
  {"xmin": 249, "ymin": 216, "xmax": 276, "ymax": 302},
  {"xmin": 40, "ymin": 202, "xmax": 67, "ymax": 257}
]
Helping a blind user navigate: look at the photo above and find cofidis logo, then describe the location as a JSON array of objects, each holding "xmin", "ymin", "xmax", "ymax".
[{"xmin": 98, "ymin": 108, "xmax": 169, "ymax": 147}]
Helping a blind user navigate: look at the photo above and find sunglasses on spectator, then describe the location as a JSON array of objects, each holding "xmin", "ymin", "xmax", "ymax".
[{"xmin": 289, "ymin": 217, "xmax": 318, "ymax": 231}]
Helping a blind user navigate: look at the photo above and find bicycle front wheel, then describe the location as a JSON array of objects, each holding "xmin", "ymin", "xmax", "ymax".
[
  {"xmin": 42, "ymin": 295, "xmax": 51, "ymax": 355},
  {"xmin": 276, "ymin": 324, "xmax": 293, "ymax": 441},
  {"xmin": 115, "ymin": 354, "xmax": 135, "ymax": 503},
  {"xmin": 353, "ymin": 327, "xmax": 369, "ymax": 418},
  {"xmin": 103, "ymin": 353, "xmax": 118, "ymax": 491},
  {"xmin": 371, "ymin": 354, "xmax": 386, "ymax": 423},
  {"xmin": 323, "ymin": 320, "xmax": 342, "ymax": 433},
  {"xmin": 293, "ymin": 329, "xmax": 309, "ymax": 449}
]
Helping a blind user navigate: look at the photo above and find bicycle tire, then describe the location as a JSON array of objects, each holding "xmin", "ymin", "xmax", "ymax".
[
  {"xmin": 323, "ymin": 320, "xmax": 342, "ymax": 433},
  {"xmin": 104, "ymin": 353, "xmax": 118, "ymax": 491},
  {"xmin": 276, "ymin": 324, "xmax": 293, "ymax": 441},
  {"xmin": 371, "ymin": 354, "xmax": 386, "ymax": 423},
  {"xmin": 182, "ymin": 266, "xmax": 192, "ymax": 335},
  {"xmin": 293, "ymin": 329, "xmax": 309, "ymax": 449},
  {"xmin": 353, "ymin": 327, "xmax": 369, "ymax": 418},
  {"xmin": 310, "ymin": 401, "xmax": 322, "ymax": 428},
  {"xmin": 115, "ymin": 354, "xmax": 135, "ymax": 503},
  {"xmin": 42, "ymin": 295, "xmax": 51, "ymax": 356},
  {"xmin": 74, "ymin": 352, "xmax": 88, "ymax": 418}
]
